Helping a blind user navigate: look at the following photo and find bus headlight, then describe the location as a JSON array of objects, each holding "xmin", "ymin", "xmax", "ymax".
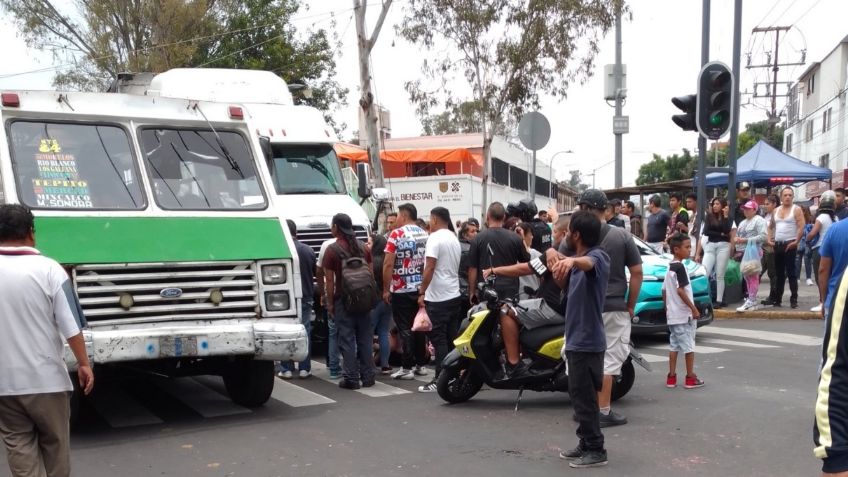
[
  {"xmin": 265, "ymin": 291, "xmax": 290, "ymax": 311},
  {"xmin": 261, "ymin": 264, "xmax": 287, "ymax": 285}
]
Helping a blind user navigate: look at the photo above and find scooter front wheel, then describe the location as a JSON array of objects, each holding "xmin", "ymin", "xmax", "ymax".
[{"xmin": 437, "ymin": 361, "xmax": 483, "ymax": 404}]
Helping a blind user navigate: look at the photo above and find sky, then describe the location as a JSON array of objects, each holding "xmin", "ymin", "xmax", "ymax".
[{"xmin": 1, "ymin": 0, "xmax": 845, "ymax": 190}]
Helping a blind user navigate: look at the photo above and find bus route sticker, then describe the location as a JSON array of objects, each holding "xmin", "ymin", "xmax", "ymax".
[{"xmin": 31, "ymin": 141, "xmax": 94, "ymax": 208}]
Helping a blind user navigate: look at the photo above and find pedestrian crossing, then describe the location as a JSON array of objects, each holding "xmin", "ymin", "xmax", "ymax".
[{"xmin": 81, "ymin": 325, "xmax": 821, "ymax": 430}]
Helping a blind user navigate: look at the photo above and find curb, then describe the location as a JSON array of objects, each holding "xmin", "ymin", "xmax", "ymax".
[{"xmin": 714, "ymin": 308, "xmax": 822, "ymax": 320}]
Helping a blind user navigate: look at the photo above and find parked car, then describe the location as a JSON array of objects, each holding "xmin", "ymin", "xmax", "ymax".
[{"xmin": 629, "ymin": 237, "xmax": 714, "ymax": 335}]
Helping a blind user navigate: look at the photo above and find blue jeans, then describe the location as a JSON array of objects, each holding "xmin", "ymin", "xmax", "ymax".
[
  {"xmin": 335, "ymin": 298, "xmax": 375, "ymax": 383},
  {"xmin": 796, "ymin": 244, "xmax": 813, "ymax": 280},
  {"xmin": 281, "ymin": 299, "xmax": 313, "ymax": 373},
  {"xmin": 327, "ymin": 308, "xmax": 341, "ymax": 374},
  {"xmin": 371, "ymin": 301, "xmax": 392, "ymax": 368}
]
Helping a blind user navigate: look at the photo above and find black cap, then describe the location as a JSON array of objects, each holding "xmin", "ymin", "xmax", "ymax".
[
  {"xmin": 430, "ymin": 206, "xmax": 455, "ymax": 232},
  {"xmin": 466, "ymin": 217, "xmax": 480, "ymax": 227},
  {"xmin": 331, "ymin": 213, "xmax": 355, "ymax": 236},
  {"xmin": 577, "ymin": 189, "xmax": 609, "ymax": 210}
]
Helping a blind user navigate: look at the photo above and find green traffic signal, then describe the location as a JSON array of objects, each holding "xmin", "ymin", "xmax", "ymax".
[{"xmin": 710, "ymin": 112, "xmax": 724, "ymax": 126}]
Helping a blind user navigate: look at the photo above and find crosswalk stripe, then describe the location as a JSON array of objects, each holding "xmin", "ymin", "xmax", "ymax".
[
  {"xmin": 699, "ymin": 327, "xmax": 822, "ymax": 346},
  {"xmin": 155, "ymin": 377, "xmax": 252, "ymax": 418},
  {"xmin": 699, "ymin": 338, "xmax": 779, "ymax": 349},
  {"xmin": 309, "ymin": 361, "xmax": 412, "ymax": 396},
  {"xmin": 644, "ymin": 345, "xmax": 729, "ymax": 354},
  {"xmin": 271, "ymin": 378, "xmax": 336, "ymax": 407},
  {"xmin": 88, "ymin": 384, "xmax": 164, "ymax": 428}
]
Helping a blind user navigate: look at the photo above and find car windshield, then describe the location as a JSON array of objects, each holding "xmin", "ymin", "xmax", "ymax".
[
  {"xmin": 269, "ymin": 144, "xmax": 345, "ymax": 194},
  {"xmin": 140, "ymin": 128, "xmax": 266, "ymax": 210},
  {"xmin": 633, "ymin": 236, "xmax": 660, "ymax": 256},
  {"xmin": 9, "ymin": 121, "xmax": 145, "ymax": 210}
]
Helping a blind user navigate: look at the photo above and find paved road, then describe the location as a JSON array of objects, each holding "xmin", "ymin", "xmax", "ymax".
[{"xmin": 0, "ymin": 319, "xmax": 826, "ymax": 476}]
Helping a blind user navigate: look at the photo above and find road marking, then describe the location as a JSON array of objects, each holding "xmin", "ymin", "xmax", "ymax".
[
  {"xmin": 639, "ymin": 352, "xmax": 666, "ymax": 363},
  {"xmin": 309, "ymin": 361, "xmax": 412, "ymax": 397},
  {"xmin": 155, "ymin": 377, "xmax": 252, "ymax": 418},
  {"xmin": 698, "ymin": 327, "xmax": 822, "ymax": 346},
  {"xmin": 699, "ymin": 338, "xmax": 779, "ymax": 349},
  {"xmin": 644, "ymin": 345, "xmax": 729, "ymax": 354},
  {"xmin": 89, "ymin": 384, "xmax": 164, "ymax": 428},
  {"xmin": 271, "ymin": 378, "xmax": 336, "ymax": 407}
]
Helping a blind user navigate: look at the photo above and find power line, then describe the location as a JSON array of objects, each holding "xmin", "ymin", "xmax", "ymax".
[{"xmin": 754, "ymin": 0, "xmax": 784, "ymax": 28}]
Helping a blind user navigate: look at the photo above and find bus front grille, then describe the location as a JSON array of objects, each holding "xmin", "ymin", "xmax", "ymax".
[{"xmin": 298, "ymin": 225, "xmax": 368, "ymax": 255}]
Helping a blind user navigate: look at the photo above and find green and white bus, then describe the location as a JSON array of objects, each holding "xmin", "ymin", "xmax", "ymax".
[{"xmin": 0, "ymin": 90, "xmax": 306, "ymax": 408}]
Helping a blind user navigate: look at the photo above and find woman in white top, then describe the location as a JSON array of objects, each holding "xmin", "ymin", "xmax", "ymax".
[
  {"xmin": 807, "ymin": 191, "xmax": 839, "ymax": 312},
  {"xmin": 734, "ymin": 201, "xmax": 768, "ymax": 311},
  {"xmin": 768, "ymin": 186, "xmax": 805, "ymax": 308}
]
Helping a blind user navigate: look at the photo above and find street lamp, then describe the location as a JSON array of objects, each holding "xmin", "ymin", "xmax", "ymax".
[
  {"xmin": 547, "ymin": 149, "xmax": 576, "ymax": 186},
  {"xmin": 585, "ymin": 159, "xmax": 616, "ymax": 189}
]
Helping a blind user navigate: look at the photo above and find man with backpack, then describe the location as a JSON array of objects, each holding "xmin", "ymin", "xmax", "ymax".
[{"xmin": 322, "ymin": 213, "xmax": 378, "ymax": 390}]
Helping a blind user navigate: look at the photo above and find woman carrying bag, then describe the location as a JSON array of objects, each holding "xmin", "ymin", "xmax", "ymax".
[
  {"xmin": 734, "ymin": 201, "xmax": 767, "ymax": 312},
  {"xmin": 696, "ymin": 198, "xmax": 736, "ymax": 309}
]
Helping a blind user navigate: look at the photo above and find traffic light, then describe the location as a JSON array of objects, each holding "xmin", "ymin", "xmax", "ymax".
[
  {"xmin": 696, "ymin": 61, "xmax": 734, "ymax": 140},
  {"xmin": 671, "ymin": 94, "xmax": 697, "ymax": 131}
]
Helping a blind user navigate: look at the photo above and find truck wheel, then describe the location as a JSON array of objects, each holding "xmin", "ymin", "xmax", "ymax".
[
  {"xmin": 611, "ymin": 359, "xmax": 635, "ymax": 402},
  {"xmin": 223, "ymin": 360, "xmax": 275, "ymax": 407}
]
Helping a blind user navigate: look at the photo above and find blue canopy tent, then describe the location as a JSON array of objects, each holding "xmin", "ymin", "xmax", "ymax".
[{"xmin": 697, "ymin": 139, "xmax": 832, "ymax": 188}]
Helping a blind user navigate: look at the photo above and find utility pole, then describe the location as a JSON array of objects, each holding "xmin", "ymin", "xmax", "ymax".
[
  {"xmin": 747, "ymin": 25, "xmax": 805, "ymax": 139},
  {"xmin": 613, "ymin": 3, "xmax": 624, "ymax": 188},
  {"xmin": 696, "ymin": 0, "xmax": 709, "ymax": 235},
  {"xmin": 353, "ymin": 0, "xmax": 393, "ymax": 188},
  {"xmin": 727, "ymin": 0, "xmax": 742, "ymax": 217}
]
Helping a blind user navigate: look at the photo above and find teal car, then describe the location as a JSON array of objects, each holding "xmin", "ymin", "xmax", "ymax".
[{"xmin": 628, "ymin": 237, "xmax": 714, "ymax": 334}]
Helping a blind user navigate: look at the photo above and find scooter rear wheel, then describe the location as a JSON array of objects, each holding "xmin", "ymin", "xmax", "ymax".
[
  {"xmin": 437, "ymin": 362, "xmax": 483, "ymax": 404},
  {"xmin": 611, "ymin": 359, "xmax": 635, "ymax": 402}
]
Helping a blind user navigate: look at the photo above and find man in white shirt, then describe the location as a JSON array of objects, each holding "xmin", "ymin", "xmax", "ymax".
[
  {"xmin": 0, "ymin": 204, "xmax": 94, "ymax": 477},
  {"xmin": 417, "ymin": 207, "xmax": 461, "ymax": 392}
]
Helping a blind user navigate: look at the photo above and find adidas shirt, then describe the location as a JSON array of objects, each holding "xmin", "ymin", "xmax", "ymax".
[{"xmin": 0, "ymin": 246, "xmax": 84, "ymax": 396}]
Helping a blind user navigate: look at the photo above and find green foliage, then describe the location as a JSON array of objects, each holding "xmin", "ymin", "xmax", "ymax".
[
  {"xmin": 567, "ymin": 170, "xmax": 590, "ymax": 193},
  {"xmin": 421, "ymin": 100, "xmax": 515, "ymax": 137},
  {"xmin": 399, "ymin": 0, "xmax": 624, "ymax": 140}
]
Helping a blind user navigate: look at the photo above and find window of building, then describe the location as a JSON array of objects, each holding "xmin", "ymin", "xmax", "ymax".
[
  {"xmin": 820, "ymin": 154, "xmax": 830, "ymax": 169},
  {"xmin": 806, "ymin": 120, "xmax": 815, "ymax": 142},
  {"xmin": 823, "ymin": 108, "xmax": 832, "ymax": 133},
  {"xmin": 807, "ymin": 73, "xmax": 816, "ymax": 96},
  {"xmin": 492, "ymin": 158, "xmax": 509, "ymax": 185},
  {"xmin": 408, "ymin": 162, "xmax": 446, "ymax": 177},
  {"xmin": 509, "ymin": 165, "xmax": 528, "ymax": 191},
  {"xmin": 785, "ymin": 133, "xmax": 793, "ymax": 153}
]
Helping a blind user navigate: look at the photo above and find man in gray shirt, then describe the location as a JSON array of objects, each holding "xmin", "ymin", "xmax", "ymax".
[{"xmin": 548, "ymin": 189, "xmax": 643, "ymax": 428}]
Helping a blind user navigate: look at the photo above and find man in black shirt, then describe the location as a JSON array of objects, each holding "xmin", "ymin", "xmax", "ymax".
[
  {"xmin": 468, "ymin": 202, "xmax": 531, "ymax": 302},
  {"xmin": 645, "ymin": 195, "xmax": 670, "ymax": 254}
]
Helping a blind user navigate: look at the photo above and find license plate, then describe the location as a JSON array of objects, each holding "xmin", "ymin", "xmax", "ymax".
[{"xmin": 159, "ymin": 336, "xmax": 198, "ymax": 357}]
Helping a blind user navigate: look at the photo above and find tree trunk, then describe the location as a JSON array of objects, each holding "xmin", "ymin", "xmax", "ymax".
[{"xmin": 480, "ymin": 134, "xmax": 492, "ymax": 223}]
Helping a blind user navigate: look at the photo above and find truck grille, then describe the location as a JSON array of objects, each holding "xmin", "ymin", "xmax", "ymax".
[
  {"xmin": 299, "ymin": 225, "xmax": 369, "ymax": 255},
  {"xmin": 74, "ymin": 261, "xmax": 259, "ymax": 323}
]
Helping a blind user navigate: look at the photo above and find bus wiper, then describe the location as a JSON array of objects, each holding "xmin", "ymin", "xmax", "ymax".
[
  {"xmin": 171, "ymin": 143, "xmax": 211, "ymax": 208},
  {"xmin": 288, "ymin": 157, "xmax": 341, "ymax": 192},
  {"xmin": 95, "ymin": 126, "xmax": 138, "ymax": 207},
  {"xmin": 192, "ymin": 103, "xmax": 244, "ymax": 179}
]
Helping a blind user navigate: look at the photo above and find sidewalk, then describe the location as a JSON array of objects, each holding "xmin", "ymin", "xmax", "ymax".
[{"xmin": 715, "ymin": 274, "xmax": 822, "ymax": 320}]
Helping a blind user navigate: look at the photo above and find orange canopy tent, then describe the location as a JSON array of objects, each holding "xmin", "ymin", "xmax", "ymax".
[{"xmin": 334, "ymin": 144, "xmax": 483, "ymax": 178}]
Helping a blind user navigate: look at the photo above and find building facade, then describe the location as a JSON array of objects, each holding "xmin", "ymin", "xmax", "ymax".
[{"xmin": 784, "ymin": 35, "xmax": 848, "ymax": 199}]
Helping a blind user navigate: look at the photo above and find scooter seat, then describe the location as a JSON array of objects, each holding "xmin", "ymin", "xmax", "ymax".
[{"xmin": 520, "ymin": 324, "xmax": 564, "ymax": 352}]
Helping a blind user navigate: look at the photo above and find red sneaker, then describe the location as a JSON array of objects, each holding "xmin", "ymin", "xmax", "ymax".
[
  {"xmin": 666, "ymin": 374, "xmax": 677, "ymax": 388},
  {"xmin": 684, "ymin": 375, "xmax": 705, "ymax": 389}
]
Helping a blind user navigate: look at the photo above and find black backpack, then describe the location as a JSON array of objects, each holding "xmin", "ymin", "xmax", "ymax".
[{"xmin": 331, "ymin": 242, "xmax": 379, "ymax": 314}]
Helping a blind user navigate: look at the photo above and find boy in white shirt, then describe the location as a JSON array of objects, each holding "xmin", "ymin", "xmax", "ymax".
[{"xmin": 662, "ymin": 233, "xmax": 705, "ymax": 389}]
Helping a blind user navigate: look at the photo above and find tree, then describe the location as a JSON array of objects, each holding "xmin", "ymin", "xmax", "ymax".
[
  {"xmin": 738, "ymin": 120, "xmax": 785, "ymax": 155},
  {"xmin": 354, "ymin": 0, "xmax": 393, "ymax": 188},
  {"xmin": 1, "ymin": 0, "xmax": 348, "ymax": 130},
  {"xmin": 193, "ymin": 0, "xmax": 349, "ymax": 132},
  {"xmin": 420, "ymin": 100, "xmax": 515, "ymax": 137},
  {"xmin": 567, "ymin": 170, "xmax": 590, "ymax": 194},
  {"xmin": 399, "ymin": 0, "xmax": 623, "ymax": 218},
  {"xmin": 635, "ymin": 149, "xmax": 698, "ymax": 186}
]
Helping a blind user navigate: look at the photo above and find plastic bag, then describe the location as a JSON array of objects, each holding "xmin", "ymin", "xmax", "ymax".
[
  {"xmin": 412, "ymin": 306, "xmax": 432, "ymax": 332},
  {"xmin": 740, "ymin": 240, "xmax": 763, "ymax": 277},
  {"xmin": 725, "ymin": 259, "xmax": 742, "ymax": 286}
]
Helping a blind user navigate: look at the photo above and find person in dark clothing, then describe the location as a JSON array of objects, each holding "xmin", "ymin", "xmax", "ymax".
[
  {"xmin": 457, "ymin": 221, "xmax": 479, "ymax": 318},
  {"xmin": 645, "ymin": 195, "xmax": 670, "ymax": 253},
  {"xmin": 835, "ymin": 187, "xmax": 848, "ymax": 221},
  {"xmin": 323, "ymin": 214, "xmax": 376, "ymax": 389},
  {"xmin": 623, "ymin": 200, "xmax": 643, "ymax": 240},
  {"xmin": 279, "ymin": 220, "xmax": 318, "ymax": 379},
  {"xmin": 369, "ymin": 234, "xmax": 392, "ymax": 375},
  {"xmin": 695, "ymin": 198, "xmax": 735, "ymax": 308},
  {"xmin": 734, "ymin": 182, "xmax": 752, "ymax": 226},
  {"xmin": 550, "ymin": 210, "xmax": 611, "ymax": 469}
]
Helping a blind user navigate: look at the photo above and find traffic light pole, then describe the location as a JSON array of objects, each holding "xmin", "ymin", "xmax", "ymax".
[
  {"xmin": 727, "ymin": 0, "xmax": 742, "ymax": 216},
  {"xmin": 614, "ymin": 6, "xmax": 623, "ymax": 188},
  {"xmin": 697, "ymin": 0, "xmax": 709, "ymax": 233}
]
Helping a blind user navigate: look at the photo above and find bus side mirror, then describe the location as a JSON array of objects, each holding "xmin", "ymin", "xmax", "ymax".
[
  {"xmin": 258, "ymin": 136, "xmax": 272, "ymax": 163},
  {"xmin": 357, "ymin": 162, "xmax": 372, "ymax": 199}
]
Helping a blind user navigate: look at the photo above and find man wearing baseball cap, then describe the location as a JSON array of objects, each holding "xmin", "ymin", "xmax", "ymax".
[{"xmin": 735, "ymin": 182, "xmax": 752, "ymax": 226}]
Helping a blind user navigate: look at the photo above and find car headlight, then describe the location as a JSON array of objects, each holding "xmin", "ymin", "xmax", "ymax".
[
  {"xmin": 265, "ymin": 291, "xmax": 290, "ymax": 311},
  {"xmin": 261, "ymin": 264, "xmax": 287, "ymax": 285}
]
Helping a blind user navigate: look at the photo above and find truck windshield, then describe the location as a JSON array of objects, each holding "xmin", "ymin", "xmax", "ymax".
[
  {"xmin": 270, "ymin": 144, "xmax": 345, "ymax": 194},
  {"xmin": 140, "ymin": 128, "xmax": 266, "ymax": 210},
  {"xmin": 9, "ymin": 121, "xmax": 145, "ymax": 210}
]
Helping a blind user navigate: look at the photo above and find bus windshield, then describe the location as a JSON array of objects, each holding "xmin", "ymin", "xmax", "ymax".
[
  {"xmin": 140, "ymin": 128, "xmax": 266, "ymax": 210},
  {"xmin": 270, "ymin": 144, "xmax": 345, "ymax": 195},
  {"xmin": 9, "ymin": 121, "xmax": 145, "ymax": 210}
]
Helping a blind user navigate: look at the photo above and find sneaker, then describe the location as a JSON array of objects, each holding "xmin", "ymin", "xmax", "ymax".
[
  {"xmin": 807, "ymin": 278, "xmax": 815, "ymax": 286},
  {"xmin": 558, "ymin": 446, "xmax": 584, "ymax": 460},
  {"xmin": 413, "ymin": 366, "xmax": 429, "ymax": 377},
  {"xmin": 380, "ymin": 367, "xmax": 393, "ymax": 375},
  {"xmin": 361, "ymin": 378, "xmax": 376, "ymax": 388},
  {"xmin": 684, "ymin": 375, "xmax": 705, "ymax": 389},
  {"xmin": 568, "ymin": 450, "xmax": 608, "ymax": 468},
  {"xmin": 736, "ymin": 300, "xmax": 757, "ymax": 312},
  {"xmin": 761, "ymin": 298, "xmax": 775, "ymax": 306},
  {"xmin": 391, "ymin": 368, "xmax": 414, "ymax": 380},
  {"xmin": 790, "ymin": 300, "xmax": 798, "ymax": 309},
  {"xmin": 599, "ymin": 410, "xmax": 627, "ymax": 428},
  {"xmin": 417, "ymin": 379, "xmax": 438, "ymax": 393},
  {"xmin": 328, "ymin": 370, "xmax": 342, "ymax": 380},
  {"xmin": 278, "ymin": 370, "xmax": 293, "ymax": 379},
  {"xmin": 666, "ymin": 373, "xmax": 677, "ymax": 388},
  {"xmin": 504, "ymin": 360, "xmax": 532, "ymax": 379},
  {"xmin": 298, "ymin": 370, "xmax": 311, "ymax": 379},
  {"xmin": 812, "ymin": 304, "xmax": 823, "ymax": 312},
  {"xmin": 338, "ymin": 379, "xmax": 361, "ymax": 390}
]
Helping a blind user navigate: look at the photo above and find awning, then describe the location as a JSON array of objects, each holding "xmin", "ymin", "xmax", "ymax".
[
  {"xmin": 604, "ymin": 179, "xmax": 694, "ymax": 200},
  {"xmin": 698, "ymin": 140, "xmax": 833, "ymax": 187},
  {"xmin": 335, "ymin": 146, "xmax": 482, "ymax": 166}
]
